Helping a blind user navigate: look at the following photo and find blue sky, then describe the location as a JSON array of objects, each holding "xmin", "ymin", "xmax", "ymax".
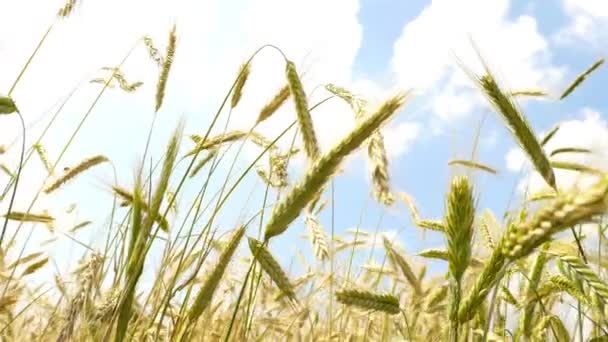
[{"xmin": 1, "ymin": 0, "xmax": 608, "ymax": 282}]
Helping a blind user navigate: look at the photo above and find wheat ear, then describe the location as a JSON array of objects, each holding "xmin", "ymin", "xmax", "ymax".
[{"xmin": 285, "ymin": 60, "xmax": 319, "ymax": 161}]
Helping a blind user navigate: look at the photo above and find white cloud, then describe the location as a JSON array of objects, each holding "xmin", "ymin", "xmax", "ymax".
[
  {"xmin": 383, "ymin": 122, "xmax": 420, "ymax": 159},
  {"xmin": 391, "ymin": 0, "xmax": 564, "ymax": 124},
  {"xmin": 505, "ymin": 147, "xmax": 526, "ymax": 172},
  {"xmin": 556, "ymin": 0, "xmax": 608, "ymax": 45}
]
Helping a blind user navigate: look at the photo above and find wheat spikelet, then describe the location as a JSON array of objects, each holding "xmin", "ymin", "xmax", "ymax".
[
  {"xmin": 186, "ymin": 130, "xmax": 273, "ymax": 157},
  {"xmin": 4, "ymin": 211, "xmax": 54, "ymax": 224},
  {"xmin": 188, "ymin": 225, "xmax": 246, "ymax": 322},
  {"xmin": 445, "ymin": 176, "xmax": 475, "ymax": 282},
  {"xmin": 231, "ymin": 62, "xmax": 251, "ymax": 108},
  {"xmin": 397, "ymin": 191, "xmax": 421, "ymax": 222},
  {"xmin": 510, "ymin": 89, "xmax": 548, "ymax": 97},
  {"xmin": 57, "ymin": 253, "xmax": 103, "ymax": 342},
  {"xmin": 528, "ymin": 274, "xmax": 589, "ymax": 306},
  {"xmin": 335, "ymin": 289, "xmax": 400, "ymax": 315},
  {"xmin": 458, "ymin": 247, "xmax": 506, "ymax": 323},
  {"xmin": 417, "ymin": 219, "xmax": 446, "ymax": 232},
  {"xmin": 502, "ymin": 175, "xmax": 608, "ymax": 259},
  {"xmin": 479, "ymin": 209, "xmax": 499, "ymax": 250},
  {"xmin": 257, "ymin": 85, "xmax": 290, "ymax": 124},
  {"xmin": 21, "ymin": 257, "xmax": 48, "ymax": 276},
  {"xmin": 7, "ymin": 252, "xmax": 45, "ymax": 269},
  {"xmin": 448, "ymin": 159, "xmax": 497, "ymax": 174},
  {"xmin": 476, "ymin": 72, "xmax": 555, "ymax": 189},
  {"xmin": 368, "ymin": 131, "xmax": 394, "ymax": 205},
  {"xmin": 549, "ymin": 147, "xmax": 591, "ymax": 157},
  {"xmin": 426, "ymin": 284, "xmax": 448, "ymax": 310},
  {"xmin": 141, "ymin": 122, "xmax": 182, "ymax": 234},
  {"xmin": 304, "ymin": 213, "xmax": 329, "ymax": 261},
  {"xmin": 33, "ymin": 143, "xmax": 53, "ymax": 174},
  {"xmin": 500, "ymin": 285, "xmax": 518, "ymax": 306},
  {"xmin": 518, "ymin": 243, "xmax": 549, "ymax": 338},
  {"xmin": 94, "ymin": 67, "xmax": 143, "ymax": 93},
  {"xmin": 142, "ymin": 35, "xmax": 163, "ymax": 67},
  {"xmin": 285, "ymin": 60, "xmax": 319, "ymax": 161},
  {"xmin": 0, "ymin": 95, "xmax": 18, "ymax": 114},
  {"xmin": 190, "ymin": 149, "xmax": 218, "ymax": 178},
  {"xmin": 532, "ymin": 314, "xmax": 570, "ymax": 342},
  {"xmin": 557, "ymin": 254, "xmax": 608, "ymax": 303},
  {"xmin": 155, "ymin": 24, "xmax": 177, "ymax": 112},
  {"xmin": 383, "ymin": 237, "xmax": 422, "ymax": 295},
  {"xmin": 69, "ymin": 220, "xmax": 92, "ymax": 233},
  {"xmin": 43, "ymin": 155, "xmax": 108, "ymax": 193},
  {"xmin": 264, "ymin": 93, "xmax": 409, "ymax": 241},
  {"xmin": 248, "ymin": 237, "xmax": 297, "ymax": 303},
  {"xmin": 57, "ymin": 0, "xmax": 79, "ymax": 18},
  {"xmin": 560, "ymin": 58, "xmax": 604, "ymax": 100},
  {"xmin": 111, "ymin": 185, "xmax": 169, "ymax": 232}
]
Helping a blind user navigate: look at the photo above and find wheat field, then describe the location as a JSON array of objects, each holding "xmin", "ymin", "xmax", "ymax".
[{"xmin": 0, "ymin": 2, "xmax": 608, "ymax": 341}]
